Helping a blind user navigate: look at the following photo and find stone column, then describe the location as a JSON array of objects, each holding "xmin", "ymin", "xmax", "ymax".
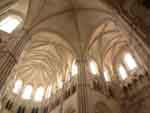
[
  {"xmin": 0, "ymin": 51, "xmax": 16, "ymax": 90},
  {"xmin": 76, "ymin": 58, "xmax": 89, "ymax": 113},
  {"xmin": 0, "ymin": 30, "xmax": 30, "ymax": 90}
]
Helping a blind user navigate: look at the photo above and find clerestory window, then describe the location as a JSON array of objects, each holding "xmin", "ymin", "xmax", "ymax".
[
  {"xmin": 72, "ymin": 62, "xmax": 78, "ymax": 76},
  {"xmin": 13, "ymin": 80, "xmax": 23, "ymax": 94},
  {"xmin": 0, "ymin": 15, "xmax": 22, "ymax": 33},
  {"xmin": 34, "ymin": 86, "xmax": 45, "ymax": 102},
  {"xmin": 118, "ymin": 65, "xmax": 128, "ymax": 80},
  {"xmin": 123, "ymin": 53, "xmax": 137, "ymax": 71},
  {"xmin": 89, "ymin": 60, "xmax": 99, "ymax": 75},
  {"xmin": 22, "ymin": 85, "xmax": 32, "ymax": 100}
]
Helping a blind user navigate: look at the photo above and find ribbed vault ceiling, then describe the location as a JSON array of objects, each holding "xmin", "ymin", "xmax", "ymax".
[
  {"xmin": 12, "ymin": 32, "xmax": 74, "ymax": 87},
  {"xmin": 25, "ymin": 0, "xmax": 118, "ymax": 53},
  {"xmin": 7, "ymin": 0, "xmax": 130, "ymax": 89}
]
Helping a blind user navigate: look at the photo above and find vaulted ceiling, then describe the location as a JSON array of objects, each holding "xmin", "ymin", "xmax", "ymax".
[
  {"xmin": 3, "ymin": 0, "xmax": 131, "ymax": 90},
  {"xmin": 12, "ymin": 32, "xmax": 74, "ymax": 87},
  {"xmin": 24, "ymin": 0, "xmax": 119, "ymax": 54}
]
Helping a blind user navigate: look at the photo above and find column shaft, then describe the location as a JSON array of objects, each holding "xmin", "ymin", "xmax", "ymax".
[
  {"xmin": 77, "ymin": 58, "xmax": 89, "ymax": 113},
  {"xmin": 0, "ymin": 31, "xmax": 30, "ymax": 90}
]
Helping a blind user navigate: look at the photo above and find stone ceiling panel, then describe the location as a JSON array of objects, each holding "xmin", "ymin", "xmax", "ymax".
[
  {"xmin": 30, "ymin": 12, "xmax": 80, "ymax": 53},
  {"xmin": 0, "ymin": 0, "xmax": 17, "ymax": 12},
  {"xmin": 25, "ymin": 0, "xmax": 71, "ymax": 28},
  {"xmin": 25, "ymin": 0, "xmax": 116, "ymax": 53}
]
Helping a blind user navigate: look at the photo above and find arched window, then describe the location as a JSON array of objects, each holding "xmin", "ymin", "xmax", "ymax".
[
  {"xmin": 103, "ymin": 67, "xmax": 111, "ymax": 82},
  {"xmin": 22, "ymin": 85, "xmax": 32, "ymax": 100},
  {"xmin": 34, "ymin": 86, "xmax": 45, "ymax": 102},
  {"xmin": 124, "ymin": 53, "xmax": 137, "ymax": 71},
  {"xmin": 66, "ymin": 69, "xmax": 71, "ymax": 81},
  {"xmin": 58, "ymin": 79, "xmax": 63, "ymax": 89},
  {"xmin": 89, "ymin": 60, "xmax": 98, "ymax": 75},
  {"xmin": 13, "ymin": 80, "xmax": 23, "ymax": 94},
  {"xmin": 67, "ymin": 73, "xmax": 71, "ymax": 81},
  {"xmin": 71, "ymin": 62, "xmax": 78, "ymax": 76},
  {"xmin": 0, "ymin": 15, "xmax": 22, "ymax": 33},
  {"xmin": 45, "ymin": 85, "xmax": 52, "ymax": 99},
  {"xmin": 118, "ymin": 65, "xmax": 128, "ymax": 80}
]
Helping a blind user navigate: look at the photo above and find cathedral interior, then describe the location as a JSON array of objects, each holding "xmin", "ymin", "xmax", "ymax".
[{"xmin": 0, "ymin": 0, "xmax": 150, "ymax": 113}]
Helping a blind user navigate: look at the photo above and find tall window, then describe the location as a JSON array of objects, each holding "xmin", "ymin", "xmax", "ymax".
[
  {"xmin": 104, "ymin": 67, "xmax": 111, "ymax": 82},
  {"xmin": 58, "ymin": 79, "xmax": 63, "ymax": 89},
  {"xmin": 124, "ymin": 53, "xmax": 137, "ymax": 71},
  {"xmin": 67, "ymin": 73, "xmax": 71, "ymax": 81},
  {"xmin": 89, "ymin": 60, "xmax": 98, "ymax": 75},
  {"xmin": 72, "ymin": 62, "xmax": 78, "ymax": 76},
  {"xmin": 0, "ymin": 15, "xmax": 22, "ymax": 33},
  {"xmin": 13, "ymin": 80, "xmax": 23, "ymax": 94},
  {"xmin": 34, "ymin": 86, "xmax": 45, "ymax": 102},
  {"xmin": 22, "ymin": 85, "xmax": 32, "ymax": 100},
  {"xmin": 45, "ymin": 85, "xmax": 52, "ymax": 99},
  {"xmin": 118, "ymin": 65, "xmax": 128, "ymax": 80}
]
